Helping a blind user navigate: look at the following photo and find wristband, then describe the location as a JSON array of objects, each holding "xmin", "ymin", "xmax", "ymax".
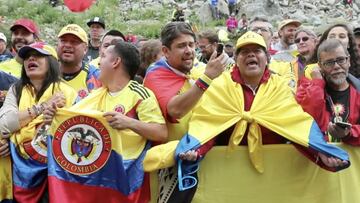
[{"xmin": 195, "ymin": 74, "xmax": 213, "ymax": 91}]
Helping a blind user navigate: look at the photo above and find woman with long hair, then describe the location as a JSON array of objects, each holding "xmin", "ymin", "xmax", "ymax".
[
  {"xmin": 0, "ymin": 42, "xmax": 77, "ymax": 203},
  {"xmin": 309, "ymin": 23, "xmax": 360, "ymax": 78}
]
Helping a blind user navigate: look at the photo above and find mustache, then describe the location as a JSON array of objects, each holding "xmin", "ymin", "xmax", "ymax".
[{"xmin": 13, "ymin": 38, "xmax": 28, "ymax": 44}]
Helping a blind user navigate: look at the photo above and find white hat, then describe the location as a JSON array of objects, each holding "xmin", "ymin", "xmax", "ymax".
[{"xmin": 0, "ymin": 33, "xmax": 6, "ymax": 43}]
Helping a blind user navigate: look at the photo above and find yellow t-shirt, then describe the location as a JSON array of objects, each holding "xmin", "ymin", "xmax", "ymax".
[
  {"xmin": 101, "ymin": 80, "xmax": 165, "ymax": 125},
  {"xmin": 62, "ymin": 64, "xmax": 101, "ymax": 99},
  {"xmin": 0, "ymin": 58, "xmax": 22, "ymax": 78}
]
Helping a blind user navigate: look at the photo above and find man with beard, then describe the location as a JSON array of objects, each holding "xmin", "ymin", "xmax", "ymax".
[
  {"xmin": 197, "ymin": 30, "xmax": 234, "ymax": 66},
  {"xmin": 0, "ymin": 19, "xmax": 39, "ymax": 78},
  {"xmin": 57, "ymin": 24, "xmax": 101, "ymax": 99},
  {"xmin": 296, "ymin": 39, "xmax": 360, "ymax": 145},
  {"xmin": 272, "ymin": 19, "xmax": 301, "ymax": 62},
  {"xmin": 144, "ymin": 22, "xmax": 226, "ymax": 203}
]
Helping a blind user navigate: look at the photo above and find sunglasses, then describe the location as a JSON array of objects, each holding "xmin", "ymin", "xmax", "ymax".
[
  {"xmin": 177, "ymin": 159, "xmax": 199, "ymax": 191},
  {"xmin": 295, "ymin": 36, "xmax": 311, "ymax": 44}
]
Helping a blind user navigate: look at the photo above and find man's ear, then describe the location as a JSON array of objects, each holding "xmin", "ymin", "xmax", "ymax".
[
  {"xmin": 113, "ymin": 56, "xmax": 121, "ymax": 69},
  {"xmin": 162, "ymin": 45, "xmax": 170, "ymax": 59}
]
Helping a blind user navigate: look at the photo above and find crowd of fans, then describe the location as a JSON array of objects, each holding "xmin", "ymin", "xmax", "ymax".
[{"xmin": 0, "ymin": 1, "xmax": 359, "ymax": 202}]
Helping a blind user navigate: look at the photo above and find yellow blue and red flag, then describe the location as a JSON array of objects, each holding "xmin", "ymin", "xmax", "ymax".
[
  {"xmin": 48, "ymin": 87, "xmax": 156, "ymax": 203},
  {"xmin": 143, "ymin": 71, "xmax": 350, "ymax": 174},
  {"xmin": 9, "ymin": 83, "xmax": 77, "ymax": 203}
]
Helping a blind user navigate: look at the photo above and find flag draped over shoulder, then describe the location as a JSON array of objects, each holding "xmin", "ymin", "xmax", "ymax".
[
  {"xmin": 48, "ymin": 87, "xmax": 150, "ymax": 203},
  {"xmin": 9, "ymin": 83, "xmax": 77, "ymax": 203},
  {"xmin": 143, "ymin": 71, "xmax": 350, "ymax": 173}
]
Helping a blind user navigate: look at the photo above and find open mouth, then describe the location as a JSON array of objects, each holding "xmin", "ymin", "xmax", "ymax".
[
  {"xmin": 246, "ymin": 59, "xmax": 258, "ymax": 66},
  {"xmin": 27, "ymin": 62, "xmax": 38, "ymax": 70},
  {"xmin": 63, "ymin": 50, "xmax": 74, "ymax": 55}
]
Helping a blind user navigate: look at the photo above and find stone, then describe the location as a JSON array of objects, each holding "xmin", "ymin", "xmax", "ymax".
[
  {"xmin": 325, "ymin": 0, "xmax": 336, "ymax": 4},
  {"xmin": 303, "ymin": 2, "xmax": 317, "ymax": 10},
  {"xmin": 197, "ymin": 3, "xmax": 213, "ymax": 24}
]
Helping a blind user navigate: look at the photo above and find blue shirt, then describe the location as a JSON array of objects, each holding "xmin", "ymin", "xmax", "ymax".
[
  {"xmin": 210, "ymin": 0, "xmax": 218, "ymax": 6},
  {"xmin": 0, "ymin": 70, "xmax": 18, "ymax": 107},
  {"xmin": 0, "ymin": 50, "xmax": 13, "ymax": 63}
]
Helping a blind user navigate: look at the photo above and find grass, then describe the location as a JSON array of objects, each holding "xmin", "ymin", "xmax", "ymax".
[{"xmin": 0, "ymin": 0, "xmax": 182, "ymax": 44}]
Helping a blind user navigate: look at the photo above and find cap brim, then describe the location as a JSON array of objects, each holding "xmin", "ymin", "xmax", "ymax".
[
  {"xmin": 18, "ymin": 46, "xmax": 51, "ymax": 59},
  {"xmin": 10, "ymin": 24, "xmax": 35, "ymax": 34},
  {"xmin": 279, "ymin": 21, "xmax": 301, "ymax": 30},
  {"xmin": 58, "ymin": 32, "xmax": 87, "ymax": 44},
  {"xmin": 87, "ymin": 21, "xmax": 105, "ymax": 28},
  {"xmin": 236, "ymin": 41, "xmax": 266, "ymax": 50}
]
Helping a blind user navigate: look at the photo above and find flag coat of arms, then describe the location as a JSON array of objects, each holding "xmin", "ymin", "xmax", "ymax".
[{"xmin": 48, "ymin": 84, "xmax": 165, "ymax": 203}]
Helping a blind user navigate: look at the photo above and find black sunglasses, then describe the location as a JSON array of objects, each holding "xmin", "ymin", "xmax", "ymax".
[{"xmin": 295, "ymin": 36, "xmax": 310, "ymax": 44}]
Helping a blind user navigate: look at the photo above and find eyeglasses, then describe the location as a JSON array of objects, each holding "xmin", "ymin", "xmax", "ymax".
[
  {"xmin": 177, "ymin": 159, "xmax": 199, "ymax": 191},
  {"xmin": 251, "ymin": 27, "xmax": 270, "ymax": 33},
  {"xmin": 321, "ymin": 56, "xmax": 349, "ymax": 69},
  {"xmin": 294, "ymin": 36, "xmax": 310, "ymax": 44},
  {"xmin": 198, "ymin": 44, "xmax": 212, "ymax": 50}
]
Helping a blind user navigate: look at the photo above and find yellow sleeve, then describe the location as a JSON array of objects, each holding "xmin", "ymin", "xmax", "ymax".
[
  {"xmin": 136, "ymin": 89, "xmax": 165, "ymax": 124},
  {"xmin": 304, "ymin": 63, "xmax": 318, "ymax": 79}
]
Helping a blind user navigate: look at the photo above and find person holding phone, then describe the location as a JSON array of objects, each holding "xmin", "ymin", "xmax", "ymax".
[
  {"xmin": 144, "ymin": 22, "xmax": 227, "ymax": 203},
  {"xmin": 296, "ymin": 38, "xmax": 360, "ymax": 145},
  {"xmin": 197, "ymin": 30, "xmax": 235, "ymax": 67}
]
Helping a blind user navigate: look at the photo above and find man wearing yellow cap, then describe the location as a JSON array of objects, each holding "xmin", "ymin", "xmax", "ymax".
[
  {"xmin": 143, "ymin": 32, "xmax": 350, "ymax": 188},
  {"xmin": 144, "ymin": 22, "xmax": 227, "ymax": 203},
  {"xmin": 57, "ymin": 24, "xmax": 101, "ymax": 100}
]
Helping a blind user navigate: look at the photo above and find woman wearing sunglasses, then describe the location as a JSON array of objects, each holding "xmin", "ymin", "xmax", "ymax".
[
  {"xmin": 289, "ymin": 28, "xmax": 318, "ymax": 83},
  {"xmin": 269, "ymin": 28, "xmax": 318, "ymax": 89},
  {"xmin": 307, "ymin": 23, "xmax": 360, "ymax": 79},
  {"xmin": 0, "ymin": 42, "xmax": 77, "ymax": 203}
]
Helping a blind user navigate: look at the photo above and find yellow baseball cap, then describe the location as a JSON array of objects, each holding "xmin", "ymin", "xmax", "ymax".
[
  {"xmin": 58, "ymin": 24, "xmax": 88, "ymax": 45},
  {"xmin": 236, "ymin": 31, "xmax": 267, "ymax": 50},
  {"xmin": 278, "ymin": 19, "xmax": 301, "ymax": 31},
  {"xmin": 18, "ymin": 42, "xmax": 58, "ymax": 60}
]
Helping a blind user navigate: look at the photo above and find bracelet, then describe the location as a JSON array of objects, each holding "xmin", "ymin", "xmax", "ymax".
[
  {"xmin": 200, "ymin": 74, "xmax": 213, "ymax": 85},
  {"xmin": 39, "ymin": 103, "xmax": 46, "ymax": 113},
  {"xmin": 195, "ymin": 74, "xmax": 213, "ymax": 91},
  {"xmin": 195, "ymin": 79, "xmax": 208, "ymax": 91},
  {"xmin": 27, "ymin": 107, "xmax": 35, "ymax": 118},
  {"xmin": 32, "ymin": 105, "xmax": 39, "ymax": 116}
]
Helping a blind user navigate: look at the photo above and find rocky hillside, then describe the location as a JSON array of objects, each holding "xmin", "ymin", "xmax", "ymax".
[{"xmin": 0, "ymin": 0, "xmax": 359, "ymax": 44}]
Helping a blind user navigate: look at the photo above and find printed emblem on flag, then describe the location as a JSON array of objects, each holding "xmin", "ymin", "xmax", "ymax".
[
  {"xmin": 23, "ymin": 123, "xmax": 48, "ymax": 164},
  {"xmin": 53, "ymin": 115, "xmax": 111, "ymax": 175}
]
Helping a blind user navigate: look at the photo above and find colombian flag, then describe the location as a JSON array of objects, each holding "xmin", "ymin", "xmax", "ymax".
[
  {"xmin": 47, "ymin": 88, "xmax": 150, "ymax": 203},
  {"xmin": 143, "ymin": 71, "xmax": 350, "ymax": 174},
  {"xmin": 9, "ymin": 83, "xmax": 77, "ymax": 203}
]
